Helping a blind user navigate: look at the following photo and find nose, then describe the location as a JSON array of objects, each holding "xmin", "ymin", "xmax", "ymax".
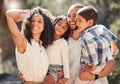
[
  {"xmin": 70, "ymin": 17, "xmax": 77, "ymax": 22},
  {"xmin": 34, "ymin": 21, "xmax": 39, "ymax": 26}
]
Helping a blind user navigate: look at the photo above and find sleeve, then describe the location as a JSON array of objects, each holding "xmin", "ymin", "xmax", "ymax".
[
  {"xmin": 81, "ymin": 36, "xmax": 108, "ymax": 66},
  {"xmin": 100, "ymin": 25, "xmax": 117, "ymax": 42},
  {"xmin": 61, "ymin": 39, "xmax": 69, "ymax": 78},
  {"xmin": 81, "ymin": 38, "xmax": 99, "ymax": 66}
]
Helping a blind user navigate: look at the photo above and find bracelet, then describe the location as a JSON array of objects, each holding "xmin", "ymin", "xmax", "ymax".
[{"xmin": 94, "ymin": 74, "xmax": 99, "ymax": 80}]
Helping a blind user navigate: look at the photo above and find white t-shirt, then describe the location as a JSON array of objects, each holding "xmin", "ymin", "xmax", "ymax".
[
  {"xmin": 46, "ymin": 38, "xmax": 69, "ymax": 78},
  {"xmin": 16, "ymin": 39, "xmax": 49, "ymax": 82},
  {"xmin": 68, "ymin": 37, "xmax": 82, "ymax": 77}
]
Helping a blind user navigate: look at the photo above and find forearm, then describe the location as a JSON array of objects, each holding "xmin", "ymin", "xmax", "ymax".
[
  {"xmin": 79, "ymin": 59, "xmax": 115, "ymax": 81},
  {"xmin": 6, "ymin": 10, "xmax": 21, "ymax": 36},
  {"xmin": 98, "ymin": 59, "xmax": 115, "ymax": 78},
  {"xmin": 6, "ymin": 9, "xmax": 27, "ymax": 53}
]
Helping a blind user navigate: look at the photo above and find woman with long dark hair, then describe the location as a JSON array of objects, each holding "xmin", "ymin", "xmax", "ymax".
[{"xmin": 6, "ymin": 7, "xmax": 54, "ymax": 84}]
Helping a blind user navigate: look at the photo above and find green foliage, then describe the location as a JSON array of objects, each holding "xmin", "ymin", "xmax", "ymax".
[
  {"xmin": 110, "ymin": 15, "xmax": 120, "ymax": 53},
  {"xmin": 108, "ymin": 55, "xmax": 120, "ymax": 84},
  {"xmin": 110, "ymin": 16, "xmax": 120, "ymax": 36},
  {"xmin": 109, "ymin": 15, "xmax": 120, "ymax": 84},
  {"xmin": 1, "ymin": 0, "xmax": 120, "ymax": 83}
]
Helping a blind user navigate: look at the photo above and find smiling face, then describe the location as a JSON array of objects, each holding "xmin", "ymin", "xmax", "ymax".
[
  {"xmin": 76, "ymin": 14, "xmax": 93, "ymax": 33},
  {"xmin": 67, "ymin": 7, "xmax": 79, "ymax": 30},
  {"xmin": 30, "ymin": 13, "xmax": 44, "ymax": 35},
  {"xmin": 54, "ymin": 19, "xmax": 69, "ymax": 38}
]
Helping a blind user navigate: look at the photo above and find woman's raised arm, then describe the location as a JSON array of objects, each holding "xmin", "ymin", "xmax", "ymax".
[{"xmin": 6, "ymin": 9, "xmax": 28, "ymax": 53}]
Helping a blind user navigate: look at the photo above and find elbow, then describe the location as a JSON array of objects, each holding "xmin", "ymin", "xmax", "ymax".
[
  {"xmin": 6, "ymin": 10, "xmax": 11, "ymax": 17},
  {"xmin": 6, "ymin": 9, "xmax": 14, "ymax": 18}
]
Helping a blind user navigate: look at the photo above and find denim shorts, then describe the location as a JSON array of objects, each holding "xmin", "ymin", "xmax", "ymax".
[{"xmin": 48, "ymin": 64, "xmax": 63, "ymax": 83}]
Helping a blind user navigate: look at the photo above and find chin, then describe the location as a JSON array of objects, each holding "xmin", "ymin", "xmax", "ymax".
[{"xmin": 70, "ymin": 26, "xmax": 77, "ymax": 30}]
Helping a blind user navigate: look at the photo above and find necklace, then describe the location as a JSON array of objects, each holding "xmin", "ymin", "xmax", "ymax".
[
  {"xmin": 40, "ymin": 48, "xmax": 42, "ymax": 52},
  {"xmin": 39, "ymin": 45, "xmax": 42, "ymax": 53}
]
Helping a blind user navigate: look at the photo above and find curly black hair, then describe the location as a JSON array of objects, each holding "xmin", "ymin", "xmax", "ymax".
[{"xmin": 22, "ymin": 7, "xmax": 54, "ymax": 48}]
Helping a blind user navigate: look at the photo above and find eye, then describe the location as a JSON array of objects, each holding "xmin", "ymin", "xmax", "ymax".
[
  {"xmin": 62, "ymin": 25, "xmax": 68, "ymax": 31},
  {"xmin": 67, "ymin": 15, "xmax": 70, "ymax": 18},
  {"xmin": 77, "ymin": 19, "xmax": 82, "ymax": 22},
  {"xmin": 38, "ymin": 20, "xmax": 42, "ymax": 23},
  {"xmin": 31, "ymin": 19, "xmax": 35, "ymax": 22},
  {"xmin": 57, "ymin": 23, "xmax": 61, "ymax": 26},
  {"xmin": 62, "ymin": 26, "xmax": 66, "ymax": 30},
  {"xmin": 79, "ymin": 20, "xmax": 82, "ymax": 22}
]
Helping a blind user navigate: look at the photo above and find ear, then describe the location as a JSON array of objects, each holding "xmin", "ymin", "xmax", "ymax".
[{"xmin": 88, "ymin": 19, "xmax": 94, "ymax": 27}]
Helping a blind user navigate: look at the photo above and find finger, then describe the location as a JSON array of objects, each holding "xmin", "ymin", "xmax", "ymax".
[
  {"xmin": 14, "ymin": 18, "xmax": 21, "ymax": 22},
  {"xmin": 19, "ymin": 9, "xmax": 30, "ymax": 15},
  {"xmin": 18, "ymin": 74, "xmax": 24, "ymax": 80},
  {"xmin": 16, "ymin": 16, "xmax": 24, "ymax": 22},
  {"xmin": 57, "ymin": 79, "xmax": 60, "ymax": 84},
  {"xmin": 19, "ymin": 16, "xmax": 24, "ymax": 21},
  {"xmin": 80, "ymin": 67, "xmax": 85, "ymax": 70}
]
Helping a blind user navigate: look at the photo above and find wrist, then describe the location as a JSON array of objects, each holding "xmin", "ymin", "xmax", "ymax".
[{"xmin": 94, "ymin": 74, "xmax": 99, "ymax": 80}]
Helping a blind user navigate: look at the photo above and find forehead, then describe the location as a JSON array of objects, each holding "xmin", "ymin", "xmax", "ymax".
[
  {"xmin": 57, "ymin": 19, "xmax": 67, "ymax": 24},
  {"xmin": 67, "ymin": 8, "xmax": 80, "ymax": 15},
  {"xmin": 76, "ymin": 14, "xmax": 85, "ymax": 20},
  {"xmin": 31, "ymin": 13, "xmax": 44, "ymax": 20},
  {"xmin": 57, "ymin": 19, "xmax": 69, "ymax": 27}
]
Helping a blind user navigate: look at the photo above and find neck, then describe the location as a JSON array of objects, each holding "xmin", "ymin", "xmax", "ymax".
[
  {"xmin": 71, "ymin": 29, "xmax": 81, "ymax": 40},
  {"xmin": 54, "ymin": 34, "xmax": 60, "ymax": 40},
  {"xmin": 33, "ymin": 33, "xmax": 41, "ymax": 42}
]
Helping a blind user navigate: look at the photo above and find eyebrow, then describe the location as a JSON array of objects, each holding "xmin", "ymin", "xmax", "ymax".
[{"xmin": 31, "ymin": 18, "xmax": 44, "ymax": 20}]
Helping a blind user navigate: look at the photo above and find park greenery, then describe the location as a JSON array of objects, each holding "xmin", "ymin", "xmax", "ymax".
[{"xmin": 0, "ymin": 0, "xmax": 120, "ymax": 83}]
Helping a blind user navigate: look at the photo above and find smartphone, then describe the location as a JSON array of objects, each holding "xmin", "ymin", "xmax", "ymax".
[{"xmin": 21, "ymin": 11, "xmax": 30, "ymax": 18}]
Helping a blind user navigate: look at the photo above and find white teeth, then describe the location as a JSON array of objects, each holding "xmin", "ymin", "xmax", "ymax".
[
  {"xmin": 70, "ymin": 22, "xmax": 76, "ymax": 25},
  {"xmin": 34, "ymin": 27, "xmax": 38, "ymax": 29},
  {"xmin": 70, "ymin": 24, "xmax": 75, "ymax": 25}
]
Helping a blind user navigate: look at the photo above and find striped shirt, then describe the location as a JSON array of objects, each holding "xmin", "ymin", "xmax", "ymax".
[{"xmin": 80, "ymin": 24, "xmax": 116, "ymax": 66}]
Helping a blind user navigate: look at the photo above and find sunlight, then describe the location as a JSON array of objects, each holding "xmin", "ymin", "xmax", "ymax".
[
  {"xmin": 9, "ymin": 2, "xmax": 18, "ymax": 9},
  {"xmin": 4, "ymin": 0, "xmax": 22, "ymax": 9}
]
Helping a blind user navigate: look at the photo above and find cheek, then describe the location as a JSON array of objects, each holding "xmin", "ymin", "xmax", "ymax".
[
  {"xmin": 77, "ymin": 22, "xmax": 81, "ymax": 27},
  {"xmin": 40, "ymin": 27, "xmax": 44, "ymax": 32},
  {"xmin": 67, "ymin": 18, "xmax": 71, "ymax": 23},
  {"xmin": 40, "ymin": 23, "xmax": 44, "ymax": 30},
  {"xmin": 62, "ymin": 29, "xmax": 67, "ymax": 35}
]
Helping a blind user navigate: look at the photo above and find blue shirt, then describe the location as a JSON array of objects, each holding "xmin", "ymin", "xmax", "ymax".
[{"xmin": 80, "ymin": 24, "xmax": 116, "ymax": 66}]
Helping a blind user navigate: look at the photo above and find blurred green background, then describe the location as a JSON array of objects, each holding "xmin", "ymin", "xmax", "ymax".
[{"xmin": 0, "ymin": 0, "xmax": 120, "ymax": 84}]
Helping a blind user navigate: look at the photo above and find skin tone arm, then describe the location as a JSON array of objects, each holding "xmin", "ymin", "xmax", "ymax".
[
  {"xmin": 6, "ymin": 9, "xmax": 28, "ymax": 53},
  {"xmin": 79, "ymin": 59, "xmax": 115, "ymax": 81},
  {"xmin": 111, "ymin": 42, "xmax": 119, "ymax": 56}
]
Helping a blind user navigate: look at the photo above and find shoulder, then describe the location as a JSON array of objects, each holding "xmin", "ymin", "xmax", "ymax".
[
  {"xmin": 95, "ymin": 24, "xmax": 108, "ymax": 31},
  {"xmin": 82, "ymin": 33, "xmax": 99, "ymax": 44},
  {"xmin": 59, "ymin": 38, "xmax": 68, "ymax": 48},
  {"xmin": 82, "ymin": 31, "xmax": 95, "ymax": 41},
  {"xmin": 59, "ymin": 38, "xmax": 67, "ymax": 44}
]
